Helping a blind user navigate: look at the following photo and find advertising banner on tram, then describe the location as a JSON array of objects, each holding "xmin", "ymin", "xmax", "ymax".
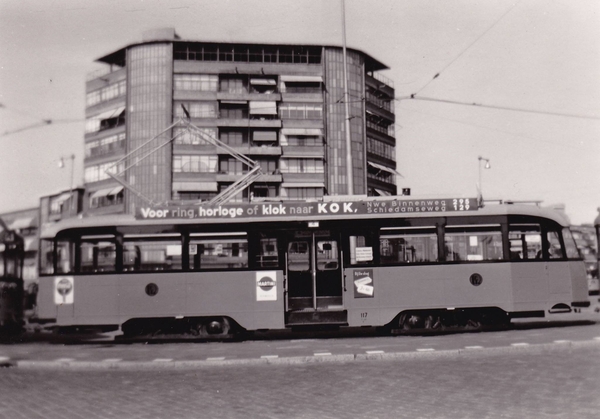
[{"xmin": 136, "ymin": 198, "xmax": 477, "ymax": 221}]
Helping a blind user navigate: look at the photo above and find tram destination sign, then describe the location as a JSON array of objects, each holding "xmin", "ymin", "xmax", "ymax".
[{"xmin": 136, "ymin": 198, "xmax": 477, "ymax": 220}]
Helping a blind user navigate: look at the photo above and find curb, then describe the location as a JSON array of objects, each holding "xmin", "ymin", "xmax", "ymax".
[{"xmin": 8, "ymin": 338, "xmax": 600, "ymax": 370}]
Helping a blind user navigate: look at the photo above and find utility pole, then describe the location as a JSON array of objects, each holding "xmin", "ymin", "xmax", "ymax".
[{"xmin": 341, "ymin": 0, "xmax": 354, "ymax": 195}]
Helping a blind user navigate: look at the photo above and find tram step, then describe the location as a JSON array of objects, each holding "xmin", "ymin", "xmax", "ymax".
[{"xmin": 285, "ymin": 309, "xmax": 348, "ymax": 326}]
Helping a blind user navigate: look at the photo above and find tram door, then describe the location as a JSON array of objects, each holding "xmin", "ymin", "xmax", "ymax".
[{"xmin": 285, "ymin": 230, "xmax": 344, "ymax": 319}]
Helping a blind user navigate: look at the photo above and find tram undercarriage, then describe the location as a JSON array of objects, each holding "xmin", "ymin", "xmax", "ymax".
[{"xmin": 390, "ymin": 307, "xmax": 512, "ymax": 334}]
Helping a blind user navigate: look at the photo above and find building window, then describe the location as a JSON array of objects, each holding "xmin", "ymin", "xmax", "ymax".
[
  {"xmin": 220, "ymin": 76, "xmax": 246, "ymax": 94},
  {"xmin": 84, "ymin": 161, "xmax": 124, "ymax": 183},
  {"xmin": 280, "ymin": 158, "xmax": 324, "ymax": 174},
  {"xmin": 174, "ymin": 74, "xmax": 218, "ymax": 91},
  {"xmin": 283, "ymin": 81, "xmax": 322, "ymax": 94},
  {"xmin": 173, "ymin": 155, "xmax": 218, "ymax": 173},
  {"xmin": 89, "ymin": 188, "xmax": 124, "ymax": 209},
  {"xmin": 86, "ymin": 80, "xmax": 126, "ymax": 107},
  {"xmin": 280, "ymin": 103, "xmax": 323, "ymax": 119},
  {"xmin": 220, "ymin": 158, "xmax": 248, "ymax": 175},
  {"xmin": 175, "ymin": 102, "xmax": 218, "ymax": 119},
  {"xmin": 174, "ymin": 43, "xmax": 321, "ymax": 64},
  {"xmin": 367, "ymin": 164, "xmax": 396, "ymax": 185},
  {"xmin": 218, "ymin": 184, "xmax": 247, "ymax": 202},
  {"xmin": 173, "ymin": 127, "xmax": 216, "ymax": 145},
  {"xmin": 251, "ymin": 184, "xmax": 278, "ymax": 199},
  {"xmin": 220, "ymin": 102, "xmax": 248, "ymax": 119},
  {"xmin": 283, "ymin": 187, "xmax": 323, "ymax": 199},
  {"xmin": 85, "ymin": 133, "xmax": 126, "ymax": 157},
  {"xmin": 173, "ymin": 191, "xmax": 217, "ymax": 201},
  {"xmin": 85, "ymin": 108, "xmax": 126, "ymax": 134},
  {"xmin": 367, "ymin": 137, "xmax": 395, "ymax": 160},
  {"xmin": 249, "ymin": 78, "xmax": 277, "ymax": 94},
  {"xmin": 220, "ymin": 130, "xmax": 247, "ymax": 146},
  {"xmin": 366, "ymin": 113, "xmax": 394, "ymax": 137},
  {"xmin": 256, "ymin": 158, "xmax": 278, "ymax": 174},
  {"xmin": 281, "ymin": 135, "xmax": 322, "ymax": 146},
  {"xmin": 365, "ymin": 86, "xmax": 394, "ymax": 113},
  {"xmin": 252, "ymin": 130, "xmax": 278, "ymax": 145}
]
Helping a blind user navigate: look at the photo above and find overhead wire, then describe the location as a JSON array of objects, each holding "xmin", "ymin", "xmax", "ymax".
[
  {"xmin": 397, "ymin": 104, "xmax": 595, "ymax": 152},
  {"xmin": 412, "ymin": 0, "xmax": 522, "ymax": 97},
  {"xmin": 0, "ymin": 102, "xmax": 83, "ymax": 137},
  {"xmin": 396, "ymin": 95, "xmax": 600, "ymax": 121}
]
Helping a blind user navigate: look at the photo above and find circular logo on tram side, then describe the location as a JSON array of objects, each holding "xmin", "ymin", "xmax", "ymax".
[
  {"xmin": 469, "ymin": 273, "xmax": 483, "ymax": 286},
  {"xmin": 258, "ymin": 276, "xmax": 276, "ymax": 291},
  {"xmin": 145, "ymin": 283, "xmax": 159, "ymax": 296},
  {"xmin": 56, "ymin": 278, "xmax": 73, "ymax": 296}
]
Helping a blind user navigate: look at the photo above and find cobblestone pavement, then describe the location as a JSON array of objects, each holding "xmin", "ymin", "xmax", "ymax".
[{"xmin": 1, "ymin": 344, "xmax": 599, "ymax": 419}]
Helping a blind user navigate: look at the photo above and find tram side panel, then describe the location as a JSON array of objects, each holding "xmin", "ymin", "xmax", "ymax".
[
  {"xmin": 37, "ymin": 271, "xmax": 285, "ymax": 330},
  {"xmin": 344, "ymin": 264, "xmax": 515, "ymax": 327}
]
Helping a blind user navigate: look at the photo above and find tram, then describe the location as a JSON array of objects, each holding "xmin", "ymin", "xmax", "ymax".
[
  {"xmin": 35, "ymin": 197, "xmax": 589, "ymax": 337},
  {"xmin": 0, "ymin": 218, "xmax": 24, "ymax": 334}
]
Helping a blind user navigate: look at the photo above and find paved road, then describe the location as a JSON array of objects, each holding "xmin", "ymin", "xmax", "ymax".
[
  {"xmin": 1, "ymin": 310, "xmax": 599, "ymax": 368},
  {"xmin": 1, "ymin": 343, "xmax": 599, "ymax": 419}
]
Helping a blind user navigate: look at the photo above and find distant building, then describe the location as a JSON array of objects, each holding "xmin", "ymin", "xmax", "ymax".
[{"xmin": 83, "ymin": 28, "xmax": 398, "ymax": 215}]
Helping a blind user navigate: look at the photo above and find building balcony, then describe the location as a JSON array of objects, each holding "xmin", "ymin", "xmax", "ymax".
[
  {"xmin": 211, "ymin": 118, "xmax": 282, "ymax": 128},
  {"xmin": 214, "ymin": 145, "xmax": 282, "ymax": 156},
  {"xmin": 281, "ymin": 145, "xmax": 324, "ymax": 158},
  {"xmin": 366, "ymin": 101, "xmax": 395, "ymax": 123},
  {"xmin": 280, "ymin": 92, "xmax": 323, "ymax": 103},
  {"xmin": 217, "ymin": 92, "xmax": 281, "ymax": 102},
  {"xmin": 281, "ymin": 119, "xmax": 324, "ymax": 129},
  {"xmin": 281, "ymin": 172, "xmax": 325, "ymax": 183},
  {"xmin": 216, "ymin": 172, "xmax": 282, "ymax": 183},
  {"xmin": 86, "ymin": 67, "xmax": 126, "ymax": 89},
  {"xmin": 366, "ymin": 124, "xmax": 395, "ymax": 142},
  {"xmin": 365, "ymin": 73, "xmax": 394, "ymax": 98}
]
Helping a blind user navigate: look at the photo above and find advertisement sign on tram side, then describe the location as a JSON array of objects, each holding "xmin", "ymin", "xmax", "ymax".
[{"xmin": 136, "ymin": 198, "xmax": 477, "ymax": 220}]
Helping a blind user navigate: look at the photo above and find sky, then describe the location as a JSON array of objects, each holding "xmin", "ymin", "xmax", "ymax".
[{"xmin": 0, "ymin": 0, "xmax": 599, "ymax": 224}]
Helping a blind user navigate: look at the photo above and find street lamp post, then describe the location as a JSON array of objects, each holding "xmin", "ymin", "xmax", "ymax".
[
  {"xmin": 478, "ymin": 156, "xmax": 491, "ymax": 207},
  {"xmin": 58, "ymin": 154, "xmax": 75, "ymax": 216}
]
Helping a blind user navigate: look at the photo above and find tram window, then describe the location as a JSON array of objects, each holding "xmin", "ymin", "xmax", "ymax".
[
  {"xmin": 40, "ymin": 239, "xmax": 55, "ymax": 274},
  {"xmin": 444, "ymin": 226, "xmax": 503, "ymax": 262},
  {"xmin": 56, "ymin": 239, "xmax": 76, "ymax": 274},
  {"xmin": 80, "ymin": 235, "xmax": 116, "ymax": 273},
  {"xmin": 350, "ymin": 235, "xmax": 373, "ymax": 265},
  {"xmin": 257, "ymin": 238, "xmax": 279, "ymax": 267},
  {"xmin": 380, "ymin": 228, "xmax": 438, "ymax": 264},
  {"xmin": 316, "ymin": 240, "xmax": 338, "ymax": 271},
  {"xmin": 562, "ymin": 228, "xmax": 581, "ymax": 259},
  {"xmin": 547, "ymin": 230, "xmax": 564, "ymax": 259},
  {"xmin": 288, "ymin": 241, "xmax": 309, "ymax": 271},
  {"xmin": 188, "ymin": 235, "xmax": 248, "ymax": 270},
  {"xmin": 123, "ymin": 235, "xmax": 183, "ymax": 272},
  {"xmin": 508, "ymin": 224, "xmax": 541, "ymax": 260}
]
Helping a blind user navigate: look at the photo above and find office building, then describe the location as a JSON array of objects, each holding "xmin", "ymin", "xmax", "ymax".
[{"xmin": 83, "ymin": 28, "xmax": 398, "ymax": 215}]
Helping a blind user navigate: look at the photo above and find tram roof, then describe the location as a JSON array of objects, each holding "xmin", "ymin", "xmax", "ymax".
[{"xmin": 39, "ymin": 199, "xmax": 571, "ymax": 239}]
